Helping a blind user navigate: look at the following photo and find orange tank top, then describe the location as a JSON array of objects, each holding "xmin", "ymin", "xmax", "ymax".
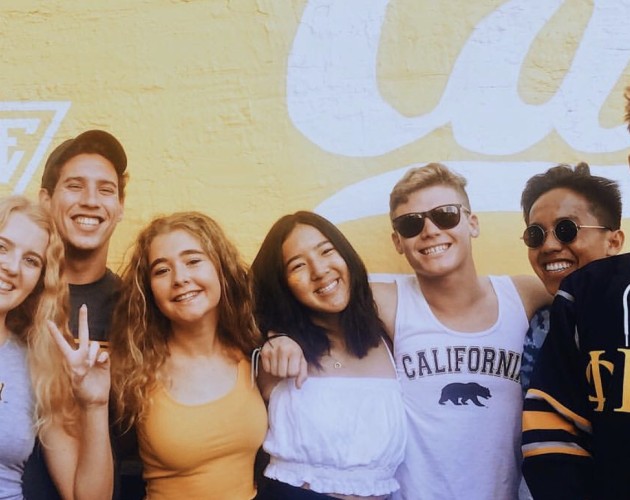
[{"xmin": 139, "ymin": 358, "xmax": 267, "ymax": 500}]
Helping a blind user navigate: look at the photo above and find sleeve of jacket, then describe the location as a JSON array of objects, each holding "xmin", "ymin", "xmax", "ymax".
[{"xmin": 522, "ymin": 286, "xmax": 593, "ymax": 499}]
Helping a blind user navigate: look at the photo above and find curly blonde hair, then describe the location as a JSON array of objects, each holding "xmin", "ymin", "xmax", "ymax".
[
  {"xmin": 110, "ymin": 211, "xmax": 260, "ymax": 430},
  {"xmin": 0, "ymin": 196, "xmax": 73, "ymax": 434}
]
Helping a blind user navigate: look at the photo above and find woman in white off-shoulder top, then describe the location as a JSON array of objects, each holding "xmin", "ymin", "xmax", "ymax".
[{"xmin": 251, "ymin": 211, "xmax": 406, "ymax": 500}]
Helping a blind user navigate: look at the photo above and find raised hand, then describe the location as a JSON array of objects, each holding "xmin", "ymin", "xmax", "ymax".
[{"xmin": 48, "ymin": 304, "xmax": 110, "ymax": 407}]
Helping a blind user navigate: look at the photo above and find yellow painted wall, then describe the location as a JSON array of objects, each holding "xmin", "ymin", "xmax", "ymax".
[{"xmin": 2, "ymin": 0, "xmax": 629, "ymax": 276}]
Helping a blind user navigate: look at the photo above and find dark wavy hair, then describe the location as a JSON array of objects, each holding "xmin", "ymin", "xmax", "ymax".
[
  {"xmin": 250, "ymin": 211, "xmax": 386, "ymax": 366},
  {"xmin": 521, "ymin": 162, "xmax": 622, "ymax": 229}
]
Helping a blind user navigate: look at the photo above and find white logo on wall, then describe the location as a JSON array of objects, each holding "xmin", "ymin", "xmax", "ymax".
[
  {"xmin": 0, "ymin": 101, "xmax": 70, "ymax": 193},
  {"xmin": 287, "ymin": 0, "xmax": 630, "ymax": 221}
]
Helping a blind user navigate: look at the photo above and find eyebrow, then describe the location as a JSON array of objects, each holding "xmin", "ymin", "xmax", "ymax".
[
  {"xmin": 284, "ymin": 239, "xmax": 331, "ymax": 267},
  {"xmin": 149, "ymin": 249, "xmax": 206, "ymax": 271}
]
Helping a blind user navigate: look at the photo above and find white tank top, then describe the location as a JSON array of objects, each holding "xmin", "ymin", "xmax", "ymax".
[
  {"xmin": 263, "ymin": 343, "xmax": 407, "ymax": 496},
  {"xmin": 393, "ymin": 275, "xmax": 528, "ymax": 500}
]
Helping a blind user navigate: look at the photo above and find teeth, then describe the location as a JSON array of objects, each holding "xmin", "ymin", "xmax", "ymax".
[
  {"xmin": 316, "ymin": 280, "xmax": 338, "ymax": 294},
  {"xmin": 421, "ymin": 244, "xmax": 449, "ymax": 255},
  {"xmin": 0, "ymin": 280, "xmax": 13, "ymax": 291},
  {"xmin": 545, "ymin": 261, "xmax": 572, "ymax": 272},
  {"xmin": 174, "ymin": 291, "xmax": 197, "ymax": 302},
  {"xmin": 75, "ymin": 216, "xmax": 99, "ymax": 226}
]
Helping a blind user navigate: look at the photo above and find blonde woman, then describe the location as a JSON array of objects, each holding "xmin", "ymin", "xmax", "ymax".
[
  {"xmin": 0, "ymin": 195, "xmax": 112, "ymax": 500},
  {"xmin": 110, "ymin": 212, "xmax": 267, "ymax": 499}
]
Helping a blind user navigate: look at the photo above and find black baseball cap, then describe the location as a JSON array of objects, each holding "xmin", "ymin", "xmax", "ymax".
[{"xmin": 41, "ymin": 129, "xmax": 127, "ymax": 194}]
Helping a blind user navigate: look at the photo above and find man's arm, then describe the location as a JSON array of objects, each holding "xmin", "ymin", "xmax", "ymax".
[
  {"xmin": 370, "ymin": 281, "xmax": 397, "ymax": 341},
  {"xmin": 512, "ymin": 274, "xmax": 553, "ymax": 320}
]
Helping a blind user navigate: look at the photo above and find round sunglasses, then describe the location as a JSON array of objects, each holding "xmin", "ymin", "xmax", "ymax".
[
  {"xmin": 392, "ymin": 204, "xmax": 469, "ymax": 239},
  {"xmin": 522, "ymin": 218, "xmax": 611, "ymax": 248}
]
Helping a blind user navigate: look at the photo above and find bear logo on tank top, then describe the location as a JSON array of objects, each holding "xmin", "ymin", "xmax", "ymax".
[{"xmin": 438, "ymin": 382, "xmax": 492, "ymax": 407}]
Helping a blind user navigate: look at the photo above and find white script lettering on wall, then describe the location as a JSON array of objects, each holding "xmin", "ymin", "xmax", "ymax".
[{"xmin": 287, "ymin": 0, "xmax": 630, "ymax": 222}]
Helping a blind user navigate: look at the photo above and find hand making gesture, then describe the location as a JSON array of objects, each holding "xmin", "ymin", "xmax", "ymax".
[{"xmin": 47, "ymin": 304, "xmax": 110, "ymax": 407}]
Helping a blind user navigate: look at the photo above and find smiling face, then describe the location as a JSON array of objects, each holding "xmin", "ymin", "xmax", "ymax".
[
  {"xmin": 391, "ymin": 185, "xmax": 478, "ymax": 279},
  {"xmin": 0, "ymin": 212, "xmax": 48, "ymax": 322},
  {"xmin": 282, "ymin": 224, "xmax": 351, "ymax": 325},
  {"xmin": 149, "ymin": 228, "xmax": 222, "ymax": 331},
  {"xmin": 527, "ymin": 187, "xmax": 623, "ymax": 295},
  {"xmin": 40, "ymin": 153, "xmax": 124, "ymax": 254}
]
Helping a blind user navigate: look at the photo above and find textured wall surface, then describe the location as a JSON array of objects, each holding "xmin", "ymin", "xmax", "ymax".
[{"xmin": 1, "ymin": 0, "xmax": 629, "ymax": 275}]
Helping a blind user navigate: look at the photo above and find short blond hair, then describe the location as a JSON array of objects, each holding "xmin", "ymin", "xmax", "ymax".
[
  {"xmin": 389, "ymin": 162, "xmax": 471, "ymax": 219},
  {"xmin": 625, "ymin": 86, "xmax": 630, "ymax": 132}
]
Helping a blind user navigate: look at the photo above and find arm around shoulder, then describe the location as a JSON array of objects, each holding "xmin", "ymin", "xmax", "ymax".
[
  {"xmin": 370, "ymin": 281, "xmax": 397, "ymax": 341},
  {"xmin": 512, "ymin": 274, "xmax": 552, "ymax": 320},
  {"xmin": 258, "ymin": 334, "xmax": 308, "ymax": 392}
]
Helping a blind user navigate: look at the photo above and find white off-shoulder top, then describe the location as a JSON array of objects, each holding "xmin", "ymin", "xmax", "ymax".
[{"xmin": 263, "ymin": 365, "xmax": 407, "ymax": 496}]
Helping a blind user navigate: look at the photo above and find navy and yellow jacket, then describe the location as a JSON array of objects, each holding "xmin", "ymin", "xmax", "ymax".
[{"xmin": 522, "ymin": 253, "xmax": 630, "ymax": 499}]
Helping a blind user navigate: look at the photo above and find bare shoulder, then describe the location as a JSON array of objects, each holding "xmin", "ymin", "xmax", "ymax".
[
  {"xmin": 510, "ymin": 275, "xmax": 552, "ymax": 319},
  {"xmin": 371, "ymin": 281, "xmax": 397, "ymax": 305},
  {"xmin": 370, "ymin": 281, "xmax": 397, "ymax": 340}
]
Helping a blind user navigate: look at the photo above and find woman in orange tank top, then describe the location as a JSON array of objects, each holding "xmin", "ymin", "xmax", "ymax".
[{"xmin": 110, "ymin": 212, "xmax": 267, "ymax": 500}]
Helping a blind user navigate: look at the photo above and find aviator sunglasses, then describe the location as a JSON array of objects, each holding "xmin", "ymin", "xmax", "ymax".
[
  {"xmin": 522, "ymin": 218, "xmax": 612, "ymax": 249},
  {"xmin": 392, "ymin": 204, "xmax": 469, "ymax": 238}
]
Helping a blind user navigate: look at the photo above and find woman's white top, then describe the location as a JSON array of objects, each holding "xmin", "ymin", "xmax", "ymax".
[{"xmin": 263, "ymin": 346, "xmax": 406, "ymax": 496}]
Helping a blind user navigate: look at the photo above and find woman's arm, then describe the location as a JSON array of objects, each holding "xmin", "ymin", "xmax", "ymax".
[
  {"xmin": 43, "ymin": 305, "xmax": 113, "ymax": 500},
  {"xmin": 42, "ymin": 405, "xmax": 112, "ymax": 500},
  {"xmin": 259, "ymin": 334, "xmax": 308, "ymax": 390}
]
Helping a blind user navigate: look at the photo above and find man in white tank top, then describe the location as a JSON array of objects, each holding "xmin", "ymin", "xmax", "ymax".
[
  {"xmin": 261, "ymin": 163, "xmax": 551, "ymax": 499},
  {"xmin": 369, "ymin": 163, "xmax": 549, "ymax": 500}
]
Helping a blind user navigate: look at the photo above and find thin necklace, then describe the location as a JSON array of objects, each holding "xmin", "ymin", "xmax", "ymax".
[{"xmin": 328, "ymin": 352, "xmax": 343, "ymax": 369}]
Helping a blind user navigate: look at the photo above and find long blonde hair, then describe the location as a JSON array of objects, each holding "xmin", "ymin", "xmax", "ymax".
[
  {"xmin": 0, "ymin": 196, "xmax": 73, "ymax": 433},
  {"xmin": 110, "ymin": 211, "xmax": 260, "ymax": 431}
]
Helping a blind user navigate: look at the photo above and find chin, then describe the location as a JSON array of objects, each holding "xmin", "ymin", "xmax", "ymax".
[{"xmin": 67, "ymin": 240, "xmax": 105, "ymax": 252}]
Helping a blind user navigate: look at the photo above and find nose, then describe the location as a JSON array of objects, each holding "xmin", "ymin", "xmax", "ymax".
[
  {"xmin": 421, "ymin": 216, "xmax": 441, "ymax": 236},
  {"xmin": 538, "ymin": 227, "xmax": 563, "ymax": 252},
  {"xmin": 309, "ymin": 259, "xmax": 329, "ymax": 280},
  {"xmin": 172, "ymin": 262, "xmax": 190, "ymax": 286},
  {"xmin": 79, "ymin": 185, "xmax": 99, "ymax": 207},
  {"xmin": 0, "ymin": 250, "xmax": 19, "ymax": 276}
]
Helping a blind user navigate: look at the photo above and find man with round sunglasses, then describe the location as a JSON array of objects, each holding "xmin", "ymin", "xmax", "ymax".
[
  {"xmin": 519, "ymin": 163, "xmax": 624, "ymax": 393},
  {"xmin": 522, "ymin": 90, "xmax": 630, "ymax": 499}
]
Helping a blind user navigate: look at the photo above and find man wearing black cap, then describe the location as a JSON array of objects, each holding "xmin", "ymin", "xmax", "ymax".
[
  {"xmin": 39, "ymin": 129, "xmax": 127, "ymax": 344},
  {"xmin": 23, "ymin": 130, "xmax": 142, "ymax": 500}
]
